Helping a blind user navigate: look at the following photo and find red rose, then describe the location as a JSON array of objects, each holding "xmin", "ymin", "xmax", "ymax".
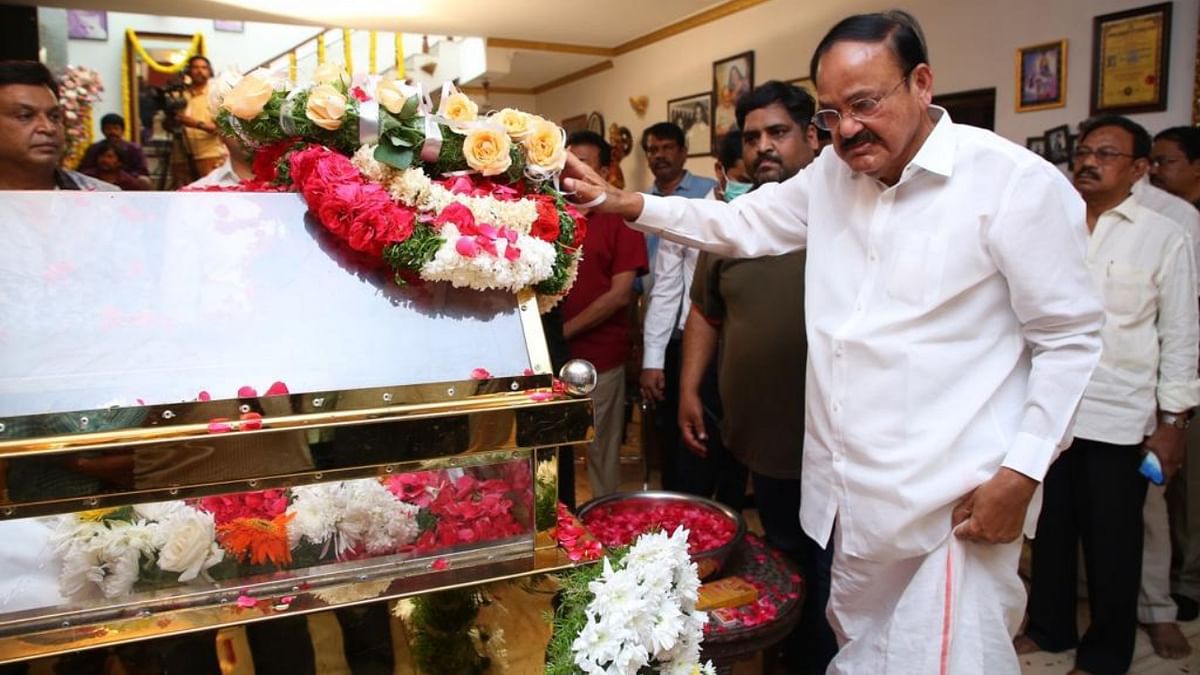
[
  {"xmin": 288, "ymin": 145, "xmax": 330, "ymax": 187},
  {"xmin": 251, "ymin": 139, "xmax": 296, "ymax": 184},
  {"xmin": 566, "ymin": 204, "xmax": 588, "ymax": 247},
  {"xmin": 433, "ymin": 202, "xmax": 478, "ymax": 236},
  {"xmin": 531, "ymin": 198, "xmax": 561, "ymax": 243}
]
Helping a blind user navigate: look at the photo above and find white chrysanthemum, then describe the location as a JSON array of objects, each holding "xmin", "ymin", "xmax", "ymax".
[
  {"xmin": 339, "ymin": 480, "xmax": 420, "ymax": 555},
  {"xmin": 352, "ymin": 144, "xmax": 399, "ymax": 185},
  {"xmin": 388, "ymin": 168, "xmax": 434, "ymax": 207},
  {"xmin": 535, "ymin": 459, "xmax": 556, "ymax": 486},
  {"xmin": 133, "ymin": 500, "xmax": 188, "ymax": 523},
  {"xmin": 287, "ymin": 483, "xmax": 345, "ymax": 550},
  {"xmin": 420, "ymin": 224, "xmax": 556, "ymax": 292}
]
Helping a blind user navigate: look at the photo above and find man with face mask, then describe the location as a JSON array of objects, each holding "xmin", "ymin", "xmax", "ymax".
[
  {"xmin": 679, "ymin": 80, "xmax": 835, "ymax": 674},
  {"xmin": 562, "ymin": 10, "xmax": 1104, "ymax": 672}
]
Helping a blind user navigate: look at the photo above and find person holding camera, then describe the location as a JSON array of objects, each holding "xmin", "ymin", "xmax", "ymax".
[{"xmin": 170, "ymin": 55, "xmax": 226, "ymax": 188}]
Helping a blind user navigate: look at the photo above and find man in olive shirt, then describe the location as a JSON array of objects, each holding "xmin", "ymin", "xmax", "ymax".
[{"xmin": 678, "ymin": 81, "xmax": 834, "ymax": 674}]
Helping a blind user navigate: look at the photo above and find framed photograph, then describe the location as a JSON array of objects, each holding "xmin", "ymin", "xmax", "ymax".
[
  {"xmin": 586, "ymin": 112, "xmax": 605, "ymax": 135},
  {"xmin": 561, "ymin": 115, "xmax": 588, "ymax": 135},
  {"xmin": 1015, "ymin": 40, "xmax": 1067, "ymax": 112},
  {"xmin": 1091, "ymin": 2, "xmax": 1172, "ymax": 114},
  {"xmin": 1026, "ymin": 136, "xmax": 1048, "ymax": 158},
  {"xmin": 213, "ymin": 20, "xmax": 245, "ymax": 33},
  {"xmin": 667, "ymin": 92, "xmax": 713, "ymax": 157},
  {"xmin": 66, "ymin": 10, "xmax": 108, "ymax": 41},
  {"xmin": 1044, "ymin": 124, "xmax": 1072, "ymax": 164},
  {"xmin": 712, "ymin": 51, "xmax": 754, "ymax": 155}
]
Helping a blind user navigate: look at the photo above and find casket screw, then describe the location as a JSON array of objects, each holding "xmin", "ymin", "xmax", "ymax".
[
  {"xmin": 162, "ymin": 410, "xmax": 175, "ymax": 420},
  {"xmin": 239, "ymin": 404, "xmax": 251, "ymax": 414},
  {"xmin": 384, "ymin": 465, "xmax": 395, "ymax": 473},
  {"xmin": 382, "ymin": 393, "xmax": 393, "ymax": 402},
  {"xmin": 2, "ymin": 508, "xmax": 14, "ymax": 517},
  {"xmin": 313, "ymin": 473, "xmax": 324, "ymax": 481},
  {"xmin": 247, "ymin": 480, "xmax": 259, "ymax": 488},
  {"xmin": 510, "ymin": 381, "xmax": 520, "ymax": 391},
  {"xmin": 313, "ymin": 398, "xmax": 325, "ymax": 408},
  {"xmin": 447, "ymin": 387, "xmax": 456, "ymax": 396},
  {"xmin": 79, "ymin": 416, "xmax": 88, "ymax": 427},
  {"xmin": 0, "ymin": 423, "xmax": 5, "ymax": 433}
]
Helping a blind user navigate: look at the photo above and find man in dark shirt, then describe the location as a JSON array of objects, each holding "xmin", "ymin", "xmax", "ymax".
[{"xmin": 76, "ymin": 113, "xmax": 150, "ymax": 182}]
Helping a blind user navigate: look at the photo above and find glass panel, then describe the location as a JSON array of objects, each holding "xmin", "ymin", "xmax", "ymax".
[
  {"xmin": 0, "ymin": 451, "xmax": 534, "ymax": 633},
  {"xmin": 0, "ymin": 192, "xmax": 535, "ymax": 420}
]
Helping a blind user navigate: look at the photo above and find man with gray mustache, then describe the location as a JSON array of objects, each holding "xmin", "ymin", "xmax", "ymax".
[{"xmin": 562, "ymin": 10, "xmax": 1104, "ymax": 672}]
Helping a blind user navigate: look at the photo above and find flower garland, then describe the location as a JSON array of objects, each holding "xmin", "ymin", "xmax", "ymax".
[
  {"xmin": 125, "ymin": 29, "xmax": 204, "ymax": 75},
  {"xmin": 208, "ymin": 65, "xmax": 585, "ymax": 304},
  {"xmin": 59, "ymin": 65, "xmax": 103, "ymax": 169},
  {"xmin": 545, "ymin": 528, "xmax": 715, "ymax": 675},
  {"xmin": 50, "ymin": 460, "xmax": 534, "ymax": 602}
]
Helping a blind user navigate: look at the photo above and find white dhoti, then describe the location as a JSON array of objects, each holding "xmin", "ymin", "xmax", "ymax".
[{"xmin": 827, "ymin": 529, "xmax": 1025, "ymax": 674}]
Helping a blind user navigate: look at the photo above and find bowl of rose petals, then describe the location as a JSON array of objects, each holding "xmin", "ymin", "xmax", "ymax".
[{"xmin": 577, "ymin": 491, "xmax": 745, "ymax": 579}]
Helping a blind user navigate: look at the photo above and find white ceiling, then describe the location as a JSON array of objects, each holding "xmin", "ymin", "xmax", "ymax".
[{"xmin": 31, "ymin": 0, "xmax": 730, "ymax": 46}]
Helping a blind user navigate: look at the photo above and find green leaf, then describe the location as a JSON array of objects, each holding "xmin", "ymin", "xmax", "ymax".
[
  {"xmin": 375, "ymin": 143, "xmax": 414, "ymax": 170},
  {"xmin": 399, "ymin": 94, "xmax": 420, "ymax": 119}
]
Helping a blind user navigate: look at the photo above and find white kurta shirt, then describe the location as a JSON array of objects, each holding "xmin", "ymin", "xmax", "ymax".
[
  {"xmin": 1074, "ymin": 195, "xmax": 1200, "ymax": 445},
  {"xmin": 632, "ymin": 109, "xmax": 1104, "ymax": 561},
  {"xmin": 1132, "ymin": 177, "xmax": 1200, "ymax": 296}
]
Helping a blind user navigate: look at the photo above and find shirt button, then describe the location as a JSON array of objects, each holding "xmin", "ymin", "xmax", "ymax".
[
  {"xmin": 835, "ymin": 347, "xmax": 844, "ymax": 358},
  {"xmin": 868, "ymin": 251, "xmax": 878, "ymax": 262},
  {"xmin": 855, "ymin": 304, "xmax": 864, "ymax": 312}
]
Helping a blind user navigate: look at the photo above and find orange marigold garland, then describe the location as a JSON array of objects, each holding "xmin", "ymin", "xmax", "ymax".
[{"xmin": 217, "ymin": 512, "xmax": 296, "ymax": 567}]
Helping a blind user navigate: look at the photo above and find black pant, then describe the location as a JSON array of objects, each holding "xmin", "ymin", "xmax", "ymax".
[
  {"xmin": 754, "ymin": 473, "xmax": 837, "ymax": 674},
  {"xmin": 1026, "ymin": 438, "xmax": 1148, "ymax": 675},
  {"xmin": 657, "ymin": 336, "xmax": 746, "ymax": 509}
]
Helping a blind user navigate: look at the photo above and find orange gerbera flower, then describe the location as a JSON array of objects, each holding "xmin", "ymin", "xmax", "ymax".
[{"xmin": 217, "ymin": 513, "xmax": 295, "ymax": 567}]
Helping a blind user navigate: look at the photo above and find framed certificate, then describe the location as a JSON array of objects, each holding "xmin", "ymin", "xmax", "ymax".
[{"xmin": 1090, "ymin": 3, "xmax": 1172, "ymax": 114}]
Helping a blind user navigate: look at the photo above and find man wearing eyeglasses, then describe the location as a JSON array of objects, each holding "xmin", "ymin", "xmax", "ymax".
[
  {"xmin": 1149, "ymin": 127, "xmax": 1200, "ymax": 211},
  {"xmin": 1018, "ymin": 116, "xmax": 1198, "ymax": 673},
  {"xmin": 562, "ymin": 10, "xmax": 1103, "ymax": 673}
]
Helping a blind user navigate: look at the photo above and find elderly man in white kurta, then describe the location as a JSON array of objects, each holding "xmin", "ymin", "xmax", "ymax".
[{"xmin": 561, "ymin": 10, "xmax": 1103, "ymax": 674}]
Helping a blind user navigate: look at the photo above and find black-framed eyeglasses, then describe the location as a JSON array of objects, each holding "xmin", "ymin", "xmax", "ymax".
[
  {"xmin": 812, "ymin": 78, "xmax": 908, "ymax": 132},
  {"xmin": 1072, "ymin": 146, "xmax": 1137, "ymax": 163}
]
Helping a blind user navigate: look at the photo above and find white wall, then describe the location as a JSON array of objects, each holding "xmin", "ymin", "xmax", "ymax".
[
  {"xmin": 535, "ymin": 0, "xmax": 1198, "ymax": 190},
  {"xmin": 66, "ymin": 12, "xmax": 321, "ymax": 135}
]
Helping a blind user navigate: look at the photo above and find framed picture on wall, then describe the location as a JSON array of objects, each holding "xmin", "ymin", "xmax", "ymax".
[
  {"xmin": 712, "ymin": 51, "xmax": 754, "ymax": 156},
  {"xmin": 213, "ymin": 20, "xmax": 245, "ymax": 33},
  {"xmin": 1015, "ymin": 40, "xmax": 1067, "ymax": 112},
  {"xmin": 1044, "ymin": 124, "xmax": 1073, "ymax": 164},
  {"xmin": 788, "ymin": 77, "xmax": 817, "ymax": 101},
  {"xmin": 1026, "ymin": 136, "xmax": 1048, "ymax": 158},
  {"xmin": 667, "ymin": 92, "xmax": 713, "ymax": 157},
  {"xmin": 561, "ymin": 115, "xmax": 588, "ymax": 135},
  {"xmin": 1091, "ymin": 2, "xmax": 1172, "ymax": 114},
  {"xmin": 66, "ymin": 10, "xmax": 108, "ymax": 41}
]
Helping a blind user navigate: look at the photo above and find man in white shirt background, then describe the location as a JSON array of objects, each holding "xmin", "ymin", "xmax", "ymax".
[
  {"xmin": 1017, "ymin": 116, "xmax": 1199, "ymax": 674},
  {"xmin": 637, "ymin": 122, "xmax": 743, "ymax": 504},
  {"xmin": 563, "ymin": 10, "xmax": 1103, "ymax": 673}
]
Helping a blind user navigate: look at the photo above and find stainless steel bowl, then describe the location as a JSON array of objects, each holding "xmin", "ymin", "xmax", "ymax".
[{"xmin": 576, "ymin": 490, "xmax": 746, "ymax": 579}]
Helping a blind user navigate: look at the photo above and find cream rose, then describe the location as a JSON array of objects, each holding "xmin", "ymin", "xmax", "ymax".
[
  {"xmin": 156, "ymin": 510, "xmax": 223, "ymax": 582},
  {"xmin": 306, "ymin": 84, "xmax": 348, "ymax": 131},
  {"xmin": 524, "ymin": 120, "xmax": 568, "ymax": 173},
  {"xmin": 462, "ymin": 126, "xmax": 513, "ymax": 177},
  {"xmin": 376, "ymin": 78, "xmax": 418, "ymax": 115},
  {"xmin": 493, "ymin": 108, "xmax": 535, "ymax": 140},
  {"xmin": 221, "ymin": 73, "xmax": 273, "ymax": 120},
  {"xmin": 440, "ymin": 92, "xmax": 479, "ymax": 126},
  {"xmin": 312, "ymin": 62, "xmax": 351, "ymax": 88}
]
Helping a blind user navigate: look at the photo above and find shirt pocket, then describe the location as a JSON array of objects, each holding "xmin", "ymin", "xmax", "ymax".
[
  {"xmin": 1102, "ymin": 262, "xmax": 1152, "ymax": 318},
  {"xmin": 885, "ymin": 232, "xmax": 946, "ymax": 306}
]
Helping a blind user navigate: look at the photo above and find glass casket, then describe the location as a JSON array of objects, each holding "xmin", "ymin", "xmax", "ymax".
[{"xmin": 0, "ymin": 191, "xmax": 593, "ymax": 664}]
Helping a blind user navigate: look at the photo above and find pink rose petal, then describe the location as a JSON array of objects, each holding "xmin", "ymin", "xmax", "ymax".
[
  {"xmin": 236, "ymin": 594, "xmax": 257, "ymax": 608},
  {"xmin": 237, "ymin": 385, "xmax": 258, "ymax": 398},
  {"xmin": 470, "ymin": 368, "xmax": 492, "ymax": 380},
  {"xmin": 431, "ymin": 558, "xmax": 449, "ymax": 571},
  {"xmin": 455, "ymin": 236, "xmax": 480, "ymax": 258}
]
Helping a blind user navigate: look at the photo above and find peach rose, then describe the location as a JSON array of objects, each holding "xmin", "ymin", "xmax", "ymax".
[
  {"xmin": 376, "ymin": 78, "xmax": 418, "ymax": 115},
  {"xmin": 462, "ymin": 126, "xmax": 513, "ymax": 177},
  {"xmin": 440, "ymin": 92, "xmax": 479, "ymax": 126},
  {"xmin": 221, "ymin": 73, "xmax": 273, "ymax": 120},
  {"xmin": 306, "ymin": 84, "xmax": 348, "ymax": 131},
  {"xmin": 493, "ymin": 108, "xmax": 534, "ymax": 140},
  {"xmin": 312, "ymin": 62, "xmax": 351, "ymax": 88},
  {"xmin": 524, "ymin": 120, "xmax": 568, "ymax": 174}
]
